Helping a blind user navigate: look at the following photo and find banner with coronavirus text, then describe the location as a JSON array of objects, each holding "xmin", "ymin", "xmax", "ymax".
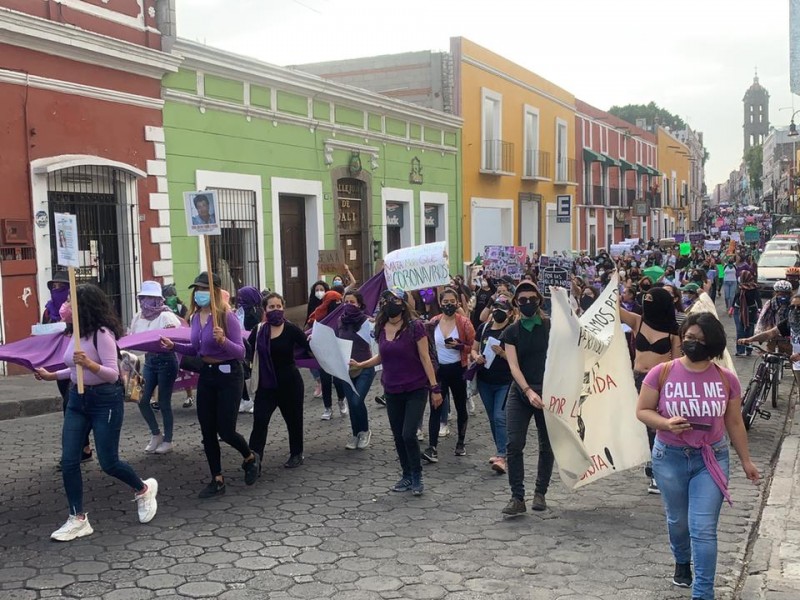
[{"xmin": 542, "ymin": 275, "xmax": 651, "ymax": 490}]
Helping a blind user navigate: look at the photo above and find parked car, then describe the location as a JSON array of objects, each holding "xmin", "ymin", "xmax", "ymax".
[
  {"xmin": 757, "ymin": 251, "xmax": 800, "ymax": 293},
  {"xmin": 764, "ymin": 239, "xmax": 800, "ymax": 253}
]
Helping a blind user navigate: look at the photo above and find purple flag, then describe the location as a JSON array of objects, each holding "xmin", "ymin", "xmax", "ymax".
[{"xmin": 0, "ymin": 333, "xmax": 72, "ymax": 372}]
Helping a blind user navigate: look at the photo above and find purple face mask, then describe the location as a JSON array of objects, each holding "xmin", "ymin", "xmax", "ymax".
[
  {"xmin": 140, "ymin": 296, "xmax": 166, "ymax": 320},
  {"xmin": 420, "ymin": 289, "xmax": 435, "ymax": 304}
]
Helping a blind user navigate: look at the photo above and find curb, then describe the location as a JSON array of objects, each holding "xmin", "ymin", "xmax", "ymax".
[{"xmin": 0, "ymin": 395, "xmax": 62, "ymax": 421}]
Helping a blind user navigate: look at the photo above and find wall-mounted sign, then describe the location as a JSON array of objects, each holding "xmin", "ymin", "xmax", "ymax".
[
  {"xmin": 386, "ymin": 202, "xmax": 404, "ymax": 228},
  {"xmin": 556, "ymin": 195, "xmax": 571, "ymax": 223},
  {"xmin": 424, "ymin": 204, "xmax": 439, "ymax": 228},
  {"xmin": 633, "ymin": 201, "xmax": 648, "ymax": 217},
  {"xmin": 409, "ymin": 157, "xmax": 423, "ymax": 185}
]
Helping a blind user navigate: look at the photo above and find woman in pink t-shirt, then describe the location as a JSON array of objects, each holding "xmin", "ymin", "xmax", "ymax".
[{"xmin": 637, "ymin": 312, "xmax": 759, "ymax": 600}]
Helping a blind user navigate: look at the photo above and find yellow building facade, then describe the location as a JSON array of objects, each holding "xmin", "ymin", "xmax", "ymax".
[
  {"xmin": 656, "ymin": 127, "xmax": 692, "ymax": 236},
  {"xmin": 452, "ymin": 38, "xmax": 578, "ymax": 262}
]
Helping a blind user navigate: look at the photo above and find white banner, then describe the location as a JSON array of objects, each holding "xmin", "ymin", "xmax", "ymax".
[
  {"xmin": 383, "ymin": 242, "xmax": 450, "ymax": 292},
  {"xmin": 542, "ymin": 276, "xmax": 650, "ymax": 490},
  {"xmin": 309, "ymin": 322, "xmax": 357, "ymax": 394}
]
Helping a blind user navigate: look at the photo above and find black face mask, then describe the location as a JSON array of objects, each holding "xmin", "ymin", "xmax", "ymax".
[
  {"xmin": 640, "ymin": 283, "xmax": 651, "ymax": 291},
  {"xmin": 492, "ymin": 309, "xmax": 508, "ymax": 323},
  {"xmin": 441, "ymin": 304, "xmax": 457, "ymax": 317},
  {"xmin": 519, "ymin": 302, "xmax": 539, "ymax": 318},
  {"xmin": 682, "ymin": 340, "xmax": 710, "ymax": 362},
  {"xmin": 580, "ymin": 296, "xmax": 594, "ymax": 311},
  {"xmin": 384, "ymin": 303, "xmax": 403, "ymax": 318}
]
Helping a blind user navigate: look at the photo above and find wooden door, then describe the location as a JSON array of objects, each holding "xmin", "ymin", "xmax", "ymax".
[{"xmin": 279, "ymin": 195, "xmax": 307, "ymax": 307}]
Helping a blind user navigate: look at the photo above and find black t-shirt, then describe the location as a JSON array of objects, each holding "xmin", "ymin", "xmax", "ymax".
[
  {"xmin": 476, "ymin": 322, "xmax": 512, "ymax": 385},
  {"xmin": 500, "ymin": 319, "xmax": 550, "ymax": 392},
  {"xmin": 471, "ymin": 289, "xmax": 494, "ymax": 328},
  {"xmin": 248, "ymin": 322, "xmax": 310, "ymax": 378}
]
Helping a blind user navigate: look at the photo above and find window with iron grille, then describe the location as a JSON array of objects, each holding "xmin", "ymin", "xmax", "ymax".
[{"xmin": 207, "ymin": 187, "xmax": 259, "ymax": 297}]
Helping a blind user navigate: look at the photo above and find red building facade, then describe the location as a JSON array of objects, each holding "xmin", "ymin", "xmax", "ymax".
[
  {"xmin": 575, "ymin": 100, "xmax": 660, "ymax": 254},
  {"xmin": 0, "ymin": 0, "xmax": 179, "ymax": 365}
]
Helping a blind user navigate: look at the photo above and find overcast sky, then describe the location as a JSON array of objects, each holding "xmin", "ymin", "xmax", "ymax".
[{"xmin": 174, "ymin": 0, "xmax": 796, "ymax": 190}]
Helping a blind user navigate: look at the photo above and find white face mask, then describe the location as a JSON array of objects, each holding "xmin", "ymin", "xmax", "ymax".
[{"xmin": 315, "ymin": 290, "xmax": 325, "ymax": 300}]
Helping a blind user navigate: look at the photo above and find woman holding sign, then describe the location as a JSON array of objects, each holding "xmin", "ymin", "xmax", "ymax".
[
  {"xmin": 161, "ymin": 272, "xmax": 261, "ymax": 498},
  {"xmin": 350, "ymin": 288, "xmax": 441, "ymax": 496}
]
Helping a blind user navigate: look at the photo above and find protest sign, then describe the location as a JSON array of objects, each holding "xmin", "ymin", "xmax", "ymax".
[
  {"xmin": 744, "ymin": 227, "xmax": 760, "ymax": 243},
  {"xmin": 689, "ymin": 232, "xmax": 705, "ymax": 244},
  {"xmin": 318, "ymin": 249, "xmax": 345, "ymax": 274},
  {"xmin": 542, "ymin": 277, "xmax": 650, "ymax": 490},
  {"xmin": 54, "ymin": 212, "xmax": 85, "ymax": 392},
  {"xmin": 609, "ymin": 243, "xmax": 632, "ymax": 258},
  {"xmin": 679, "ymin": 242, "xmax": 691, "ymax": 256},
  {"xmin": 309, "ymin": 322, "xmax": 356, "ymax": 393},
  {"xmin": 383, "ymin": 242, "xmax": 450, "ymax": 292},
  {"xmin": 184, "ymin": 191, "xmax": 221, "ymax": 236},
  {"xmin": 481, "ymin": 246, "xmax": 527, "ymax": 280},
  {"xmin": 731, "ymin": 232, "xmax": 741, "ymax": 243},
  {"xmin": 704, "ymin": 240, "xmax": 722, "ymax": 252},
  {"xmin": 538, "ymin": 256, "xmax": 573, "ymax": 297}
]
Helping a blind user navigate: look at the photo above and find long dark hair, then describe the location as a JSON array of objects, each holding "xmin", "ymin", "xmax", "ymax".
[
  {"xmin": 374, "ymin": 294, "xmax": 415, "ymax": 339},
  {"xmin": 65, "ymin": 283, "xmax": 124, "ymax": 340},
  {"xmin": 306, "ymin": 280, "xmax": 329, "ymax": 319}
]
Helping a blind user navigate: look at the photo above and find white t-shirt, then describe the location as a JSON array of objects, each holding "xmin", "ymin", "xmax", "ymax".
[
  {"xmin": 723, "ymin": 265, "xmax": 738, "ymax": 283},
  {"xmin": 434, "ymin": 322, "xmax": 462, "ymax": 365},
  {"xmin": 129, "ymin": 311, "xmax": 181, "ymax": 334}
]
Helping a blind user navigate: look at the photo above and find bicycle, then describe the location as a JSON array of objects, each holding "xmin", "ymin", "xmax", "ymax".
[{"xmin": 740, "ymin": 344, "xmax": 782, "ymax": 430}]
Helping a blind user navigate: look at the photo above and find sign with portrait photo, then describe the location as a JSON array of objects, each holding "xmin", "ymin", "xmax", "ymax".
[
  {"xmin": 184, "ymin": 191, "xmax": 221, "ymax": 236},
  {"xmin": 54, "ymin": 212, "xmax": 80, "ymax": 268}
]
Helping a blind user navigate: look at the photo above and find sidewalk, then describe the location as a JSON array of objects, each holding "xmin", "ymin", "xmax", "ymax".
[
  {"xmin": 0, "ymin": 374, "xmax": 61, "ymax": 420},
  {"xmin": 742, "ymin": 394, "xmax": 800, "ymax": 599}
]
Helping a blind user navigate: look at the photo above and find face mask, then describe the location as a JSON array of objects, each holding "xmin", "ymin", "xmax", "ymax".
[
  {"xmin": 619, "ymin": 270, "xmax": 626, "ymax": 279},
  {"xmin": 342, "ymin": 304, "xmax": 362, "ymax": 318},
  {"xmin": 518, "ymin": 302, "xmax": 539, "ymax": 318},
  {"xmin": 194, "ymin": 291, "xmax": 211, "ymax": 307},
  {"xmin": 492, "ymin": 309, "xmax": 508, "ymax": 323},
  {"xmin": 59, "ymin": 303, "xmax": 73, "ymax": 323},
  {"xmin": 777, "ymin": 296, "xmax": 790, "ymax": 305},
  {"xmin": 682, "ymin": 295, "xmax": 692, "ymax": 309},
  {"xmin": 266, "ymin": 309, "xmax": 285, "ymax": 326},
  {"xmin": 682, "ymin": 340, "xmax": 710, "ymax": 362},
  {"xmin": 384, "ymin": 303, "xmax": 403, "ymax": 318},
  {"xmin": 315, "ymin": 290, "xmax": 325, "ymax": 300},
  {"xmin": 441, "ymin": 304, "xmax": 457, "ymax": 316},
  {"xmin": 640, "ymin": 283, "xmax": 651, "ymax": 291},
  {"xmin": 165, "ymin": 296, "xmax": 179, "ymax": 311},
  {"xmin": 580, "ymin": 296, "xmax": 594, "ymax": 311},
  {"xmin": 332, "ymin": 279, "xmax": 343, "ymax": 287}
]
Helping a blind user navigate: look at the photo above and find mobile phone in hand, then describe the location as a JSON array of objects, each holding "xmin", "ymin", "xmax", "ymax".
[{"xmin": 688, "ymin": 421, "xmax": 712, "ymax": 431}]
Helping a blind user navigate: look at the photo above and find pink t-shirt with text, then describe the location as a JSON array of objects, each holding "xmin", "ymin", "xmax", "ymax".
[{"xmin": 643, "ymin": 360, "xmax": 740, "ymax": 447}]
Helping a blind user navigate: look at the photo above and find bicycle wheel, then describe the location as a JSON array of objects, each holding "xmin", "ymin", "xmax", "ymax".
[{"xmin": 741, "ymin": 379, "xmax": 763, "ymax": 431}]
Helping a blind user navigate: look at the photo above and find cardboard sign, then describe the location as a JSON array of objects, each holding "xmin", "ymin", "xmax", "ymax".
[
  {"xmin": 541, "ymin": 277, "xmax": 650, "ymax": 490},
  {"xmin": 538, "ymin": 256, "xmax": 573, "ymax": 297},
  {"xmin": 482, "ymin": 245, "xmax": 527, "ymax": 280},
  {"xmin": 383, "ymin": 242, "xmax": 450, "ymax": 292},
  {"xmin": 54, "ymin": 213, "xmax": 80, "ymax": 268},
  {"xmin": 184, "ymin": 191, "xmax": 221, "ymax": 236},
  {"xmin": 679, "ymin": 242, "xmax": 692, "ymax": 256},
  {"xmin": 318, "ymin": 249, "xmax": 345, "ymax": 274}
]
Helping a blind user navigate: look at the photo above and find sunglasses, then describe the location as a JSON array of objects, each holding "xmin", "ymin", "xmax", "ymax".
[{"xmin": 516, "ymin": 297, "xmax": 539, "ymax": 306}]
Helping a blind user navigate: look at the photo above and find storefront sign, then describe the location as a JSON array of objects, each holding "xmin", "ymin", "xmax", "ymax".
[
  {"xmin": 384, "ymin": 241, "xmax": 449, "ymax": 292},
  {"xmin": 386, "ymin": 202, "xmax": 404, "ymax": 228},
  {"xmin": 633, "ymin": 201, "xmax": 648, "ymax": 217},
  {"xmin": 557, "ymin": 195, "xmax": 571, "ymax": 223},
  {"xmin": 424, "ymin": 205, "xmax": 439, "ymax": 228}
]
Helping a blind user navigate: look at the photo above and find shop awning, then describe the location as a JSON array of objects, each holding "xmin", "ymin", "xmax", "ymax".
[
  {"xmin": 583, "ymin": 148, "xmax": 605, "ymax": 164},
  {"xmin": 647, "ymin": 166, "xmax": 661, "ymax": 177},
  {"xmin": 635, "ymin": 163, "xmax": 649, "ymax": 175},
  {"xmin": 602, "ymin": 153, "xmax": 621, "ymax": 168},
  {"xmin": 619, "ymin": 159, "xmax": 636, "ymax": 171}
]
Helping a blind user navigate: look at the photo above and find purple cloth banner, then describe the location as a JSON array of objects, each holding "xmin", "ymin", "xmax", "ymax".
[{"xmin": 0, "ymin": 333, "xmax": 73, "ymax": 372}]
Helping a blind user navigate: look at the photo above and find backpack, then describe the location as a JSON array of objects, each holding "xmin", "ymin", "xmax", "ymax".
[
  {"xmin": 657, "ymin": 359, "xmax": 730, "ymax": 398},
  {"xmin": 91, "ymin": 329, "xmax": 141, "ymax": 402}
]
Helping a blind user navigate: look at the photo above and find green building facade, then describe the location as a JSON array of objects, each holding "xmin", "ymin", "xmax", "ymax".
[{"xmin": 161, "ymin": 40, "xmax": 462, "ymax": 307}]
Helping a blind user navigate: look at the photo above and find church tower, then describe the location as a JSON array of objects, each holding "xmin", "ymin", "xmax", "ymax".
[{"xmin": 743, "ymin": 71, "xmax": 769, "ymax": 153}]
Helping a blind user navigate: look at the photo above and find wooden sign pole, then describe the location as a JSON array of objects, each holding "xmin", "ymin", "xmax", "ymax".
[
  {"xmin": 203, "ymin": 235, "xmax": 218, "ymax": 328},
  {"xmin": 68, "ymin": 267, "xmax": 84, "ymax": 394}
]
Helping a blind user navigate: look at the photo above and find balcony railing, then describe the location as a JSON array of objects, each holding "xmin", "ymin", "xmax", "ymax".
[
  {"xmin": 591, "ymin": 184, "xmax": 605, "ymax": 205},
  {"xmin": 626, "ymin": 189, "xmax": 637, "ymax": 206},
  {"xmin": 608, "ymin": 186, "xmax": 621, "ymax": 207},
  {"xmin": 646, "ymin": 191, "xmax": 662, "ymax": 208},
  {"xmin": 555, "ymin": 157, "xmax": 576, "ymax": 184},
  {"xmin": 523, "ymin": 149, "xmax": 551, "ymax": 179},
  {"xmin": 483, "ymin": 139, "xmax": 514, "ymax": 174}
]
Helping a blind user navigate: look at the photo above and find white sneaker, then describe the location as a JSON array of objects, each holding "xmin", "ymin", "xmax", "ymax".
[
  {"xmin": 154, "ymin": 442, "xmax": 173, "ymax": 454},
  {"xmin": 135, "ymin": 478, "xmax": 158, "ymax": 523},
  {"xmin": 338, "ymin": 400, "xmax": 349, "ymax": 416},
  {"xmin": 439, "ymin": 424, "xmax": 450, "ymax": 438},
  {"xmin": 467, "ymin": 397, "xmax": 476, "ymax": 415},
  {"xmin": 356, "ymin": 430, "xmax": 372, "ymax": 450},
  {"xmin": 321, "ymin": 408, "xmax": 332, "ymax": 421},
  {"xmin": 51, "ymin": 514, "xmax": 93, "ymax": 542},
  {"xmin": 239, "ymin": 399, "xmax": 254, "ymax": 413},
  {"xmin": 145, "ymin": 434, "xmax": 163, "ymax": 453},
  {"xmin": 416, "ymin": 429, "xmax": 424, "ymax": 441},
  {"xmin": 345, "ymin": 435, "xmax": 358, "ymax": 450}
]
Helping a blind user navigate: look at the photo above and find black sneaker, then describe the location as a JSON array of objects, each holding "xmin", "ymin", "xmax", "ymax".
[
  {"xmin": 198, "ymin": 479, "xmax": 226, "ymax": 499},
  {"xmin": 243, "ymin": 454, "xmax": 260, "ymax": 485},
  {"xmin": 672, "ymin": 563, "xmax": 692, "ymax": 588},
  {"xmin": 284, "ymin": 454, "xmax": 304, "ymax": 469},
  {"xmin": 375, "ymin": 395, "xmax": 386, "ymax": 406},
  {"xmin": 644, "ymin": 461, "xmax": 653, "ymax": 478},
  {"xmin": 502, "ymin": 497, "xmax": 527, "ymax": 516},
  {"xmin": 422, "ymin": 446, "xmax": 438, "ymax": 463},
  {"xmin": 151, "ymin": 402, "xmax": 160, "ymax": 411},
  {"xmin": 531, "ymin": 492, "xmax": 547, "ymax": 511},
  {"xmin": 55, "ymin": 451, "xmax": 94, "ymax": 472},
  {"xmin": 411, "ymin": 471, "xmax": 424, "ymax": 496},
  {"xmin": 454, "ymin": 443, "xmax": 466, "ymax": 456},
  {"xmin": 391, "ymin": 476, "xmax": 412, "ymax": 492}
]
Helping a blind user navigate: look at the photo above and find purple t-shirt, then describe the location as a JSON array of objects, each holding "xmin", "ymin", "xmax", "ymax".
[
  {"xmin": 377, "ymin": 320, "xmax": 429, "ymax": 394},
  {"xmin": 173, "ymin": 311, "xmax": 245, "ymax": 361},
  {"xmin": 643, "ymin": 360, "xmax": 740, "ymax": 447}
]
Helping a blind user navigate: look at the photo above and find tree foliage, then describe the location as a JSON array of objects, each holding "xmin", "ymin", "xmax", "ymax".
[
  {"xmin": 744, "ymin": 144, "xmax": 763, "ymax": 195},
  {"xmin": 608, "ymin": 102, "xmax": 687, "ymax": 132}
]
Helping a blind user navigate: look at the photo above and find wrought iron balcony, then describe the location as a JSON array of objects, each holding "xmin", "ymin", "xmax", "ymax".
[
  {"xmin": 555, "ymin": 157, "xmax": 577, "ymax": 184},
  {"xmin": 483, "ymin": 139, "xmax": 514, "ymax": 174},
  {"xmin": 523, "ymin": 149, "xmax": 551, "ymax": 179}
]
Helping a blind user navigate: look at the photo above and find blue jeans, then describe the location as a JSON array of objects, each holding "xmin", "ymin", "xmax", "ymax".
[
  {"xmin": 477, "ymin": 379, "xmax": 509, "ymax": 457},
  {"xmin": 652, "ymin": 439, "xmax": 730, "ymax": 600},
  {"xmin": 338, "ymin": 367, "xmax": 375, "ymax": 435},
  {"xmin": 733, "ymin": 309, "xmax": 756, "ymax": 355},
  {"xmin": 62, "ymin": 382, "xmax": 144, "ymax": 515},
  {"xmin": 722, "ymin": 281, "xmax": 736, "ymax": 309},
  {"xmin": 139, "ymin": 352, "xmax": 179, "ymax": 442}
]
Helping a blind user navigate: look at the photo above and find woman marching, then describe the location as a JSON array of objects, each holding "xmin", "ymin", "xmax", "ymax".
[
  {"xmin": 637, "ymin": 312, "xmax": 759, "ymax": 600},
  {"xmin": 247, "ymin": 293, "xmax": 311, "ymax": 469},
  {"xmin": 307, "ymin": 290, "xmax": 347, "ymax": 419},
  {"xmin": 160, "ymin": 272, "xmax": 260, "ymax": 498},
  {"xmin": 35, "ymin": 284, "xmax": 158, "ymax": 541},
  {"xmin": 128, "ymin": 281, "xmax": 181, "ymax": 454},
  {"xmin": 350, "ymin": 288, "xmax": 441, "ymax": 496}
]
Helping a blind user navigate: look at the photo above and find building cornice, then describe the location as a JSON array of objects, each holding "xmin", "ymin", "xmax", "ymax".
[
  {"xmin": 163, "ymin": 89, "xmax": 458, "ymax": 155},
  {"xmin": 173, "ymin": 39, "xmax": 462, "ymax": 132},
  {"xmin": 0, "ymin": 7, "xmax": 181, "ymax": 79}
]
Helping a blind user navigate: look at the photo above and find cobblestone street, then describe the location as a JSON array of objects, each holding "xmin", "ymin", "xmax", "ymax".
[{"xmin": 0, "ymin": 313, "xmax": 793, "ymax": 600}]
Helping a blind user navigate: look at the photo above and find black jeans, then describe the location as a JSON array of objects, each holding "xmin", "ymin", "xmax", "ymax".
[
  {"xmin": 634, "ymin": 370, "xmax": 656, "ymax": 451},
  {"xmin": 385, "ymin": 388, "xmax": 427, "ymax": 477},
  {"xmin": 195, "ymin": 361, "xmax": 252, "ymax": 478},
  {"xmin": 249, "ymin": 369, "xmax": 305, "ymax": 459},
  {"xmin": 59, "ymin": 378, "xmax": 90, "ymax": 452},
  {"xmin": 506, "ymin": 383, "xmax": 554, "ymax": 500},
  {"xmin": 320, "ymin": 369, "xmax": 345, "ymax": 409},
  {"xmin": 428, "ymin": 362, "xmax": 468, "ymax": 447}
]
